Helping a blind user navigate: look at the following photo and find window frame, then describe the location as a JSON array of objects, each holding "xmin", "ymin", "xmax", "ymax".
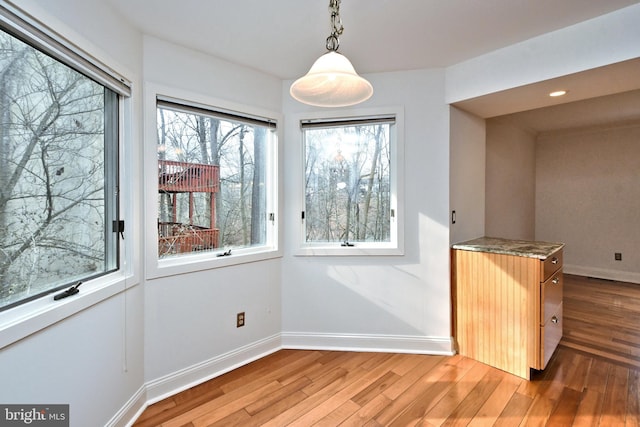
[
  {"xmin": 144, "ymin": 84, "xmax": 282, "ymax": 279},
  {"xmin": 294, "ymin": 107, "xmax": 405, "ymax": 256},
  {"xmin": 0, "ymin": 3, "xmax": 135, "ymax": 349}
]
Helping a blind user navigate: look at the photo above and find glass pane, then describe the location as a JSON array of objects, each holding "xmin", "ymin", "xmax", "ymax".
[
  {"xmin": 304, "ymin": 123, "xmax": 391, "ymax": 243},
  {"xmin": 157, "ymin": 106, "xmax": 270, "ymax": 258},
  {"xmin": 0, "ymin": 30, "xmax": 118, "ymax": 310}
]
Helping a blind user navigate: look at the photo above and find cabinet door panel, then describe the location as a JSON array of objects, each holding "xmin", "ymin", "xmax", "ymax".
[{"xmin": 540, "ymin": 303, "xmax": 563, "ymax": 369}]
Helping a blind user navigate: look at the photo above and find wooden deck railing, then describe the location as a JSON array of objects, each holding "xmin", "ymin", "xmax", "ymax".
[
  {"xmin": 158, "ymin": 222, "xmax": 219, "ymax": 256},
  {"xmin": 158, "ymin": 160, "xmax": 219, "ymax": 193}
]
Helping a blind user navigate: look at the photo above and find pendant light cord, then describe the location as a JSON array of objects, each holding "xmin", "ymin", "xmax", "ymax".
[{"xmin": 326, "ymin": 0, "xmax": 344, "ymax": 52}]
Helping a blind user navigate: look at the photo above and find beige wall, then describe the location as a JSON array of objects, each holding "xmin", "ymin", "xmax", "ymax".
[
  {"xmin": 485, "ymin": 118, "xmax": 537, "ymax": 240},
  {"xmin": 485, "ymin": 118, "xmax": 640, "ymax": 283},
  {"xmin": 535, "ymin": 123, "xmax": 640, "ymax": 283}
]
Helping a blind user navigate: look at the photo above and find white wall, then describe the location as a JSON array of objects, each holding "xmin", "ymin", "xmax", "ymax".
[
  {"xmin": 281, "ymin": 69, "xmax": 454, "ymax": 354},
  {"xmin": 0, "ymin": 287, "xmax": 144, "ymax": 425},
  {"xmin": 141, "ymin": 36, "xmax": 285, "ymax": 402},
  {"xmin": 449, "ymin": 107, "xmax": 486, "ymax": 244},
  {"xmin": 143, "ymin": 260, "xmax": 283, "ymax": 400},
  {"xmin": 485, "ymin": 118, "xmax": 537, "ymax": 240},
  {"xmin": 0, "ymin": 1, "xmax": 145, "ymax": 426},
  {"xmin": 142, "ymin": 36, "xmax": 282, "ymax": 113},
  {"xmin": 536, "ymin": 123, "xmax": 640, "ymax": 283}
]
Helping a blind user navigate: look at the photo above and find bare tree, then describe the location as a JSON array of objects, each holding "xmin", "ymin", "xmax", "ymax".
[
  {"xmin": 303, "ymin": 123, "xmax": 391, "ymax": 243},
  {"xmin": 251, "ymin": 126, "xmax": 266, "ymax": 245},
  {"xmin": 359, "ymin": 125, "xmax": 383, "ymax": 240},
  {"xmin": 1, "ymin": 33, "xmax": 109, "ymax": 303}
]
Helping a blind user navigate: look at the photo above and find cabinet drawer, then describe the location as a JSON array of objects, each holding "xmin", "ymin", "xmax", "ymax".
[
  {"xmin": 540, "ymin": 303, "xmax": 563, "ymax": 369},
  {"xmin": 541, "ymin": 269, "xmax": 563, "ymax": 324},
  {"xmin": 541, "ymin": 249, "xmax": 563, "ymax": 281}
]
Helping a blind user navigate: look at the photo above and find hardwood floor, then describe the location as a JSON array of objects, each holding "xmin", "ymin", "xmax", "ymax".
[
  {"xmin": 133, "ymin": 274, "xmax": 640, "ymax": 426},
  {"xmin": 562, "ymin": 275, "xmax": 640, "ymax": 370}
]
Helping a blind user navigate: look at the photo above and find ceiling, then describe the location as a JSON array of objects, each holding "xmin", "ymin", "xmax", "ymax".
[
  {"xmin": 106, "ymin": 0, "xmax": 639, "ymax": 79},
  {"xmin": 454, "ymin": 58, "xmax": 640, "ymax": 132},
  {"xmin": 106, "ymin": 0, "xmax": 640, "ymax": 132},
  {"xmin": 491, "ymin": 88, "xmax": 640, "ymax": 134}
]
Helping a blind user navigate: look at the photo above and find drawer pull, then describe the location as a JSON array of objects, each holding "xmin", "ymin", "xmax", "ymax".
[
  {"xmin": 551, "ymin": 257, "xmax": 559, "ymax": 264},
  {"xmin": 551, "ymin": 316, "xmax": 559, "ymax": 324},
  {"xmin": 552, "ymin": 277, "xmax": 560, "ymax": 284}
]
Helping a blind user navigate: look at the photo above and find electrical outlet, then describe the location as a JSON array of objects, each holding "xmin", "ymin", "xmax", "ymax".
[
  {"xmin": 236, "ymin": 312, "xmax": 245, "ymax": 328},
  {"xmin": 615, "ymin": 252, "xmax": 622, "ymax": 261}
]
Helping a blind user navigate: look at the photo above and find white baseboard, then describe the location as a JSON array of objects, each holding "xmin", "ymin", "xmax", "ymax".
[
  {"xmin": 281, "ymin": 332, "xmax": 455, "ymax": 355},
  {"xmin": 106, "ymin": 385, "xmax": 146, "ymax": 427},
  {"xmin": 145, "ymin": 334, "xmax": 281, "ymax": 405},
  {"xmin": 564, "ymin": 264, "xmax": 640, "ymax": 284}
]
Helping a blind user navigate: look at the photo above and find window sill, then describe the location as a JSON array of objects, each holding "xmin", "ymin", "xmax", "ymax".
[
  {"xmin": 295, "ymin": 246, "xmax": 404, "ymax": 257},
  {"xmin": 146, "ymin": 246, "xmax": 283, "ymax": 280},
  {"xmin": 0, "ymin": 273, "xmax": 132, "ymax": 350}
]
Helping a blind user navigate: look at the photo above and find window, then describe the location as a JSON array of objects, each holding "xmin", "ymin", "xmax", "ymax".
[
  {"xmin": 300, "ymin": 113, "xmax": 403, "ymax": 255},
  {"xmin": 155, "ymin": 99, "xmax": 277, "ymax": 261},
  {"xmin": 0, "ymin": 10, "xmax": 127, "ymax": 311}
]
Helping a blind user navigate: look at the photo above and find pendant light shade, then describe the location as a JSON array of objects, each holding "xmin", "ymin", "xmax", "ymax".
[
  {"xmin": 290, "ymin": 0, "xmax": 373, "ymax": 108},
  {"xmin": 290, "ymin": 51, "xmax": 373, "ymax": 107}
]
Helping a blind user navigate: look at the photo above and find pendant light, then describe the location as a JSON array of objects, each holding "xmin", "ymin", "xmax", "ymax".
[{"xmin": 290, "ymin": 0, "xmax": 373, "ymax": 107}]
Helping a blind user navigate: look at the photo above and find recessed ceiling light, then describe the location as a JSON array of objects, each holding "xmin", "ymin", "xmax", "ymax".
[{"xmin": 549, "ymin": 90, "xmax": 567, "ymax": 97}]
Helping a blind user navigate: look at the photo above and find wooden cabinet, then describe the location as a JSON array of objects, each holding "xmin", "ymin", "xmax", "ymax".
[{"xmin": 452, "ymin": 238, "xmax": 563, "ymax": 380}]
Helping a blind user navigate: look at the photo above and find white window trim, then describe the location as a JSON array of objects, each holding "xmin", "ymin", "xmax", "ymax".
[
  {"xmin": 0, "ymin": 4, "xmax": 137, "ymax": 349},
  {"xmin": 144, "ymin": 83, "xmax": 283, "ymax": 280},
  {"xmin": 0, "ymin": 94, "xmax": 136, "ymax": 351},
  {"xmin": 294, "ymin": 106, "xmax": 405, "ymax": 256}
]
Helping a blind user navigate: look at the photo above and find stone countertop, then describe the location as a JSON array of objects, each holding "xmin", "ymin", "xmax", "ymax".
[{"xmin": 452, "ymin": 236, "xmax": 564, "ymax": 260}]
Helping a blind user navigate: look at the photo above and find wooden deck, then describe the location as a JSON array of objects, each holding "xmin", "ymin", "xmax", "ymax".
[
  {"xmin": 157, "ymin": 160, "xmax": 220, "ymax": 255},
  {"xmin": 158, "ymin": 160, "xmax": 219, "ymax": 193},
  {"xmin": 133, "ymin": 274, "xmax": 640, "ymax": 426}
]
